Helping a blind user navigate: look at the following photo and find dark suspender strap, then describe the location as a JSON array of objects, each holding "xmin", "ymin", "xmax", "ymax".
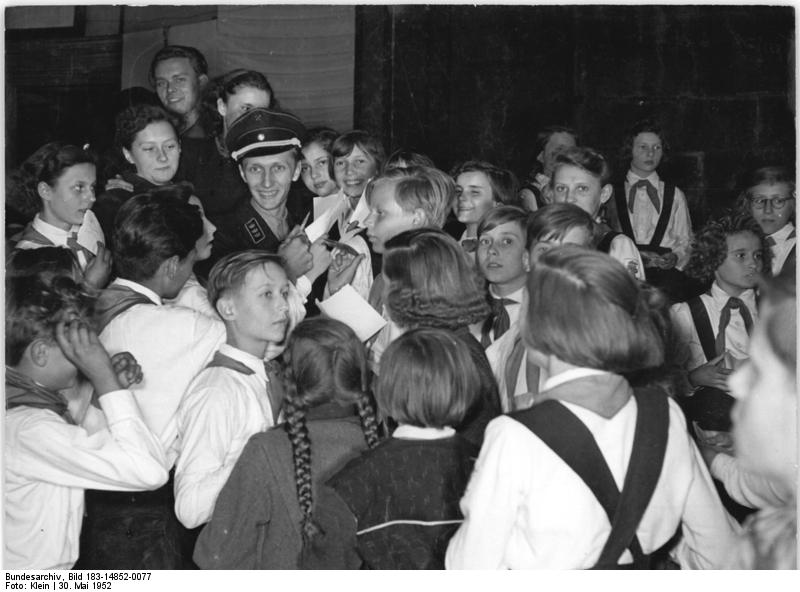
[
  {"xmin": 649, "ymin": 183, "xmax": 675, "ymax": 248},
  {"xmin": 204, "ymin": 352, "xmax": 256, "ymax": 375},
  {"xmin": 613, "ymin": 184, "xmax": 635, "ymax": 240},
  {"xmin": 511, "ymin": 400, "xmax": 646, "ymax": 565},
  {"xmin": 687, "ymin": 296, "xmax": 716, "ymax": 362},
  {"xmin": 781, "ymin": 244, "xmax": 796, "ymax": 277},
  {"xmin": 594, "ymin": 387, "xmax": 669, "ymax": 568},
  {"xmin": 597, "ymin": 230, "xmax": 621, "ymax": 254},
  {"xmin": 512, "ymin": 390, "xmax": 670, "ymax": 568}
]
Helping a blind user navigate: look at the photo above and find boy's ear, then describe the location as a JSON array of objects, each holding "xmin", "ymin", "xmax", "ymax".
[
  {"xmin": 536, "ymin": 150, "xmax": 545, "ymax": 165},
  {"xmin": 29, "ymin": 339, "xmax": 51, "ymax": 367},
  {"xmin": 599, "ymin": 184, "xmax": 613, "ymax": 205},
  {"xmin": 217, "ymin": 98, "xmax": 227, "ymax": 118},
  {"xmin": 238, "ymin": 164, "xmax": 247, "ymax": 184},
  {"xmin": 160, "ymin": 255, "xmax": 181, "ymax": 279},
  {"xmin": 215, "ymin": 294, "xmax": 237, "ymax": 321},
  {"xmin": 122, "ymin": 147, "xmax": 135, "ymax": 165},
  {"xmin": 291, "ymin": 160, "xmax": 302, "ymax": 182},
  {"xmin": 522, "ymin": 250, "xmax": 531, "ymax": 273},
  {"xmin": 411, "ymin": 208, "xmax": 427, "ymax": 227}
]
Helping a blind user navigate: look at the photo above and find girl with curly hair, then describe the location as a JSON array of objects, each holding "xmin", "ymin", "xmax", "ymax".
[
  {"xmin": 193, "ymin": 317, "xmax": 380, "ymax": 569},
  {"xmin": 671, "ymin": 212, "xmax": 771, "ymax": 453},
  {"xmin": 372, "ymin": 228, "xmax": 500, "ymax": 445},
  {"xmin": 9, "ymin": 142, "xmax": 111, "ymax": 288}
]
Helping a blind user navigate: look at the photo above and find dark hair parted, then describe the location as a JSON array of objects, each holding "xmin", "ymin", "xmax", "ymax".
[
  {"xmin": 111, "ymin": 192, "xmax": 203, "ymax": 282},
  {"xmin": 620, "ymin": 118, "xmax": 669, "ymax": 162},
  {"xmin": 203, "ymin": 69, "xmax": 276, "ymax": 138},
  {"xmin": 526, "ymin": 203, "xmax": 596, "ymax": 249},
  {"xmin": 365, "ymin": 165, "xmax": 455, "ymax": 228},
  {"xmin": 451, "ymin": 160, "xmax": 521, "ymax": 207},
  {"xmin": 113, "ymin": 104, "xmax": 175, "ymax": 150},
  {"xmin": 382, "ymin": 228, "xmax": 490, "ymax": 329},
  {"xmin": 759, "ymin": 273, "xmax": 796, "ymax": 373},
  {"xmin": 523, "ymin": 245, "xmax": 669, "ymax": 373},
  {"xmin": 6, "ymin": 275, "xmax": 93, "ymax": 366},
  {"xmin": 206, "ymin": 250, "xmax": 285, "ymax": 308},
  {"xmin": 148, "ymin": 45, "xmax": 208, "ymax": 86},
  {"xmin": 281, "ymin": 317, "xmax": 380, "ymax": 543},
  {"xmin": 376, "ymin": 327, "xmax": 482, "ymax": 428},
  {"xmin": 552, "ymin": 146, "xmax": 612, "ymax": 186},
  {"xmin": 477, "ymin": 205, "xmax": 530, "ymax": 241},
  {"xmin": 684, "ymin": 211, "xmax": 772, "ymax": 284},
  {"xmin": 8, "ymin": 143, "xmax": 96, "ymax": 220},
  {"xmin": 385, "ymin": 148, "xmax": 435, "ymax": 170},
  {"xmin": 302, "ymin": 127, "xmax": 339, "ymax": 178},
  {"xmin": 332, "ymin": 130, "xmax": 386, "ymax": 172}
]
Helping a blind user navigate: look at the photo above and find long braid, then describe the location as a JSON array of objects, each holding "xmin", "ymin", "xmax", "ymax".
[
  {"xmin": 356, "ymin": 391, "xmax": 380, "ymax": 449},
  {"xmin": 283, "ymin": 381, "xmax": 322, "ymax": 543}
]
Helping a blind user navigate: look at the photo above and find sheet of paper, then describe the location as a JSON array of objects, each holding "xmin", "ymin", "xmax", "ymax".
[
  {"xmin": 316, "ymin": 284, "xmax": 387, "ymax": 342},
  {"xmin": 305, "ymin": 198, "xmax": 344, "ymax": 243}
]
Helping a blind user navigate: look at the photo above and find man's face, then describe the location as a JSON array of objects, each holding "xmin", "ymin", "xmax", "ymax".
[
  {"xmin": 240, "ymin": 150, "xmax": 301, "ymax": 213},
  {"xmin": 153, "ymin": 57, "xmax": 205, "ymax": 118}
]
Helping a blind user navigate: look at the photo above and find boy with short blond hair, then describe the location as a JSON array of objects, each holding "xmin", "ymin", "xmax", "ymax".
[{"xmin": 174, "ymin": 250, "xmax": 295, "ymax": 529}]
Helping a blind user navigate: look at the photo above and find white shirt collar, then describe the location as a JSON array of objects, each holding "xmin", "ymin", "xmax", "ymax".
[
  {"xmin": 31, "ymin": 214, "xmax": 81, "ymax": 245},
  {"xmin": 710, "ymin": 281, "xmax": 757, "ymax": 307},
  {"xmin": 626, "ymin": 170, "xmax": 660, "ymax": 186},
  {"xmin": 488, "ymin": 285, "xmax": 524, "ymax": 303},
  {"xmin": 770, "ymin": 222, "xmax": 795, "ymax": 241},
  {"xmin": 393, "ymin": 424, "xmax": 456, "ymax": 440},
  {"xmin": 219, "ymin": 343, "xmax": 267, "ymax": 379},
  {"xmin": 542, "ymin": 367, "xmax": 610, "ymax": 392},
  {"xmin": 112, "ymin": 278, "xmax": 162, "ymax": 305}
]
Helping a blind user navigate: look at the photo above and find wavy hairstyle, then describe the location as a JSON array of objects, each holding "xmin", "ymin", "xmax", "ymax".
[
  {"xmin": 202, "ymin": 69, "xmax": 276, "ymax": 138},
  {"xmin": 8, "ymin": 143, "xmax": 96, "ymax": 220},
  {"xmin": 551, "ymin": 146, "xmax": 612, "ymax": 186},
  {"xmin": 382, "ymin": 228, "xmax": 489, "ymax": 329},
  {"xmin": 113, "ymin": 104, "xmax": 175, "ymax": 151},
  {"xmin": 618, "ymin": 118, "xmax": 670, "ymax": 163},
  {"xmin": 734, "ymin": 165, "xmax": 796, "ymax": 222},
  {"xmin": 6, "ymin": 275, "xmax": 93, "ymax": 366},
  {"xmin": 684, "ymin": 211, "xmax": 772, "ymax": 285},
  {"xmin": 523, "ymin": 245, "xmax": 669, "ymax": 373},
  {"xmin": 281, "ymin": 317, "xmax": 380, "ymax": 544}
]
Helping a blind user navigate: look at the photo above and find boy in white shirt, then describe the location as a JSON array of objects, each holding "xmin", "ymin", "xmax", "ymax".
[
  {"xmin": 5, "ymin": 275, "xmax": 167, "ymax": 570},
  {"xmin": 174, "ymin": 251, "xmax": 294, "ymax": 529},
  {"xmin": 80, "ymin": 192, "xmax": 227, "ymax": 569}
]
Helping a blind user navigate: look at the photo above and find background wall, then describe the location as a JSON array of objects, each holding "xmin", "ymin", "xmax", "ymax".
[
  {"xmin": 6, "ymin": 5, "xmax": 795, "ymax": 225},
  {"xmin": 354, "ymin": 5, "xmax": 795, "ymax": 224}
]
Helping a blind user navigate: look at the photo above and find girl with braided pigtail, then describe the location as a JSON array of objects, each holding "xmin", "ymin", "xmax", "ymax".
[{"xmin": 193, "ymin": 317, "xmax": 380, "ymax": 569}]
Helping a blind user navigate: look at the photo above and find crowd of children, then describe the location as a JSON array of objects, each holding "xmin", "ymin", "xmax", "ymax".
[{"xmin": 4, "ymin": 44, "xmax": 797, "ymax": 571}]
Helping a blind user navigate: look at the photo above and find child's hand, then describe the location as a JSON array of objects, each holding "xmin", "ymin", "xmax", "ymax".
[
  {"xmin": 83, "ymin": 242, "xmax": 113, "ymax": 289},
  {"xmin": 689, "ymin": 354, "xmax": 732, "ymax": 390},
  {"xmin": 655, "ymin": 251, "xmax": 678, "ymax": 269},
  {"xmin": 693, "ymin": 421, "xmax": 734, "ymax": 467},
  {"xmin": 279, "ymin": 227, "xmax": 313, "ymax": 281},
  {"xmin": 305, "ymin": 237, "xmax": 333, "ymax": 283},
  {"xmin": 327, "ymin": 252, "xmax": 366, "ymax": 295},
  {"xmin": 105, "ymin": 175, "xmax": 134, "ymax": 193},
  {"xmin": 55, "ymin": 320, "xmax": 121, "ymax": 396},
  {"xmin": 110, "ymin": 352, "xmax": 143, "ymax": 388}
]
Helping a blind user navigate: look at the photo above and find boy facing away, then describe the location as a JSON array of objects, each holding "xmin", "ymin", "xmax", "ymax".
[{"xmin": 5, "ymin": 275, "xmax": 167, "ymax": 569}]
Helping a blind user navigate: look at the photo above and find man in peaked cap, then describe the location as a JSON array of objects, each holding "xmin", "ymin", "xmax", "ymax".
[{"xmin": 207, "ymin": 108, "xmax": 330, "ymax": 295}]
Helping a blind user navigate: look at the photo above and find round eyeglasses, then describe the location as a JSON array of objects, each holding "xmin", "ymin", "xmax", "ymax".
[{"xmin": 749, "ymin": 196, "xmax": 793, "ymax": 210}]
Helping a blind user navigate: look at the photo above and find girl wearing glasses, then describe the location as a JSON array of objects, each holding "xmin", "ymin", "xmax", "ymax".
[{"xmin": 737, "ymin": 166, "xmax": 795, "ymax": 278}]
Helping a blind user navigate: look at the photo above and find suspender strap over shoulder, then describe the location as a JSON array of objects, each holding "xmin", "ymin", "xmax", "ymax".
[
  {"xmin": 649, "ymin": 183, "xmax": 675, "ymax": 248},
  {"xmin": 687, "ymin": 296, "xmax": 717, "ymax": 362},
  {"xmin": 612, "ymin": 183, "xmax": 675, "ymax": 249},
  {"xmin": 511, "ymin": 387, "xmax": 670, "ymax": 569}
]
